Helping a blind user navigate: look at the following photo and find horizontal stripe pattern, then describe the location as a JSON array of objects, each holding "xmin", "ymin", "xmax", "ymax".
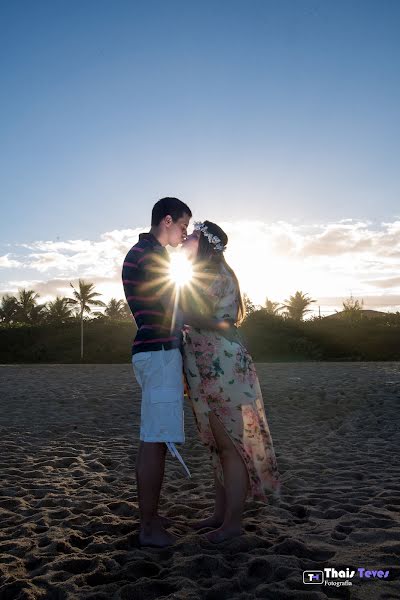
[
  {"xmin": 127, "ymin": 295, "xmax": 159, "ymax": 303},
  {"xmin": 133, "ymin": 309, "xmax": 163, "ymax": 317},
  {"xmin": 139, "ymin": 324, "xmax": 172, "ymax": 331},
  {"xmin": 137, "ymin": 255, "xmax": 149, "ymax": 265},
  {"xmin": 122, "ymin": 232, "xmax": 182, "ymax": 355}
]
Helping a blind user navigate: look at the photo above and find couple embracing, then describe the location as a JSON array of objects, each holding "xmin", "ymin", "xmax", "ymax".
[{"xmin": 122, "ymin": 197, "xmax": 280, "ymax": 547}]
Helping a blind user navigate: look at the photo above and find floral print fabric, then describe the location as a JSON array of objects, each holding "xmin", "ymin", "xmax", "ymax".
[{"xmin": 183, "ymin": 264, "xmax": 281, "ymax": 501}]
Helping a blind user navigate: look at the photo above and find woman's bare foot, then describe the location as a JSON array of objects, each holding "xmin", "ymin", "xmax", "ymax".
[
  {"xmin": 139, "ymin": 522, "xmax": 176, "ymax": 547},
  {"xmin": 206, "ymin": 524, "xmax": 243, "ymax": 543},
  {"xmin": 191, "ymin": 515, "xmax": 224, "ymax": 530}
]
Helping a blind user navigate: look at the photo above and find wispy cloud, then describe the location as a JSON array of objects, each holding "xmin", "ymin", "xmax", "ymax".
[
  {"xmin": 1, "ymin": 220, "xmax": 400, "ymax": 314},
  {"xmin": 363, "ymin": 277, "xmax": 400, "ymax": 289},
  {"xmin": 0, "ymin": 254, "xmax": 23, "ymax": 268},
  {"xmin": 16, "ymin": 229, "xmax": 143, "ymax": 278}
]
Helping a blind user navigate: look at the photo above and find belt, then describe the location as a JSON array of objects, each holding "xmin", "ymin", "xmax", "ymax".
[{"xmin": 166, "ymin": 442, "xmax": 191, "ymax": 478}]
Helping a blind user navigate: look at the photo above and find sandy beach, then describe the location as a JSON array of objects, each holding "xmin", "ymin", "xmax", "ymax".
[{"xmin": 0, "ymin": 362, "xmax": 399, "ymax": 600}]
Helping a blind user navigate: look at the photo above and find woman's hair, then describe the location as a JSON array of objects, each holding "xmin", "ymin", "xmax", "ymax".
[{"xmin": 195, "ymin": 220, "xmax": 245, "ymax": 325}]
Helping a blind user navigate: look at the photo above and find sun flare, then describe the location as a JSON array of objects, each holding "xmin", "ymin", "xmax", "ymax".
[{"xmin": 169, "ymin": 253, "xmax": 193, "ymax": 287}]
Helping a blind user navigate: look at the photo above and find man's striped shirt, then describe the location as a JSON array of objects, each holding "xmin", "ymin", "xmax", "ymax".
[{"xmin": 122, "ymin": 232, "xmax": 182, "ymax": 355}]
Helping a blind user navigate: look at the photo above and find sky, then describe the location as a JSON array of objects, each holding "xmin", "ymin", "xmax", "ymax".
[{"xmin": 1, "ymin": 0, "xmax": 400, "ymax": 315}]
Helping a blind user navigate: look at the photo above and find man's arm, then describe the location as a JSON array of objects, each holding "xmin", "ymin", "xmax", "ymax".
[
  {"xmin": 155, "ymin": 289, "xmax": 229, "ymax": 332},
  {"xmin": 180, "ymin": 309, "xmax": 230, "ymax": 332}
]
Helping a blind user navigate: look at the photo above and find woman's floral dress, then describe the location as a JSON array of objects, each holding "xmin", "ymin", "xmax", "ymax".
[{"xmin": 183, "ymin": 264, "xmax": 281, "ymax": 501}]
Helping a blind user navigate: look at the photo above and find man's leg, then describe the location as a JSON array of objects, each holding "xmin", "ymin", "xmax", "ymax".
[{"xmin": 136, "ymin": 440, "xmax": 175, "ymax": 546}]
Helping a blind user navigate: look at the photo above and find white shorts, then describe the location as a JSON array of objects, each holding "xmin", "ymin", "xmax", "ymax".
[{"xmin": 132, "ymin": 348, "xmax": 185, "ymax": 443}]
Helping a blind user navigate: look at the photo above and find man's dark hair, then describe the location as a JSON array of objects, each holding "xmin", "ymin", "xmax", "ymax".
[{"xmin": 151, "ymin": 197, "xmax": 192, "ymax": 226}]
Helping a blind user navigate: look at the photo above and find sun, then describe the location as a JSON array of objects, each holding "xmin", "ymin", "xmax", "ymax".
[{"xmin": 169, "ymin": 252, "xmax": 193, "ymax": 287}]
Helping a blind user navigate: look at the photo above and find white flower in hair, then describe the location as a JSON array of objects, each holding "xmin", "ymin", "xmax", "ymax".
[{"xmin": 193, "ymin": 221, "xmax": 225, "ymax": 252}]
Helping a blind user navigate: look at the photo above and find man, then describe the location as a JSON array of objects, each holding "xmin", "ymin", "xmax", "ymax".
[{"xmin": 122, "ymin": 197, "xmax": 192, "ymax": 547}]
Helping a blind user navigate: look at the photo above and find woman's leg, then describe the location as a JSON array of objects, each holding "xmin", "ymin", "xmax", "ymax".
[
  {"xmin": 192, "ymin": 472, "xmax": 226, "ymax": 529},
  {"xmin": 207, "ymin": 411, "xmax": 249, "ymax": 542}
]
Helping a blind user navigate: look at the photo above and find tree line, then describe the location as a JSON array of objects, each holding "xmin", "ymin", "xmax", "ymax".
[
  {"xmin": 0, "ymin": 280, "xmax": 132, "ymax": 360},
  {"xmin": 0, "ymin": 282, "xmax": 131, "ymax": 325},
  {"xmin": 244, "ymin": 291, "xmax": 374, "ymax": 322},
  {"xmin": 1, "ymin": 284, "xmax": 379, "ymax": 327},
  {"xmin": 1, "ymin": 283, "xmax": 399, "ymax": 362}
]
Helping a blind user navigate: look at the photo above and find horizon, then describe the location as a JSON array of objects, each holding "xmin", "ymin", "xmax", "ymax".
[{"xmin": 2, "ymin": 217, "xmax": 400, "ymax": 318}]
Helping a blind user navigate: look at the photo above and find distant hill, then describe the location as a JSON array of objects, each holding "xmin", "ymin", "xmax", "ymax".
[{"xmin": 325, "ymin": 309, "xmax": 387, "ymax": 320}]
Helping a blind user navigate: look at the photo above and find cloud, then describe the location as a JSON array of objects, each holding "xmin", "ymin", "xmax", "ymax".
[
  {"xmin": 299, "ymin": 221, "xmax": 390, "ymax": 257},
  {"xmin": 0, "ymin": 254, "xmax": 22, "ymax": 268},
  {"xmin": 16, "ymin": 228, "xmax": 143, "ymax": 279},
  {"xmin": 317, "ymin": 295, "xmax": 400, "ymax": 310},
  {"xmin": 363, "ymin": 277, "xmax": 400, "ymax": 289},
  {"xmin": 1, "ymin": 220, "xmax": 400, "ymax": 314}
]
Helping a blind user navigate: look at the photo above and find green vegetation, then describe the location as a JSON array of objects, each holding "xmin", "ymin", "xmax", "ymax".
[
  {"xmin": 1, "ymin": 286, "xmax": 399, "ymax": 362},
  {"xmin": 69, "ymin": 280, "xmax": 106, "ymax": 359},
  {"xmin": 0, "ymin": 285, "xmax": 133, "ymax": 363},
  {"xmin": 0, "ymin": 320, "xmax": 137, "ymax": 363},
  {"xmin": 240, "ymin": 310, "xmax": 400, "ymax": 361},
  {"xmin": 281, "ymin": 291, "xmax": 316, "ymax": 321}
]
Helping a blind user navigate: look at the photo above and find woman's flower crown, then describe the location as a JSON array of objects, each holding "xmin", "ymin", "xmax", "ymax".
[{"xmin": 193, "ymin": 221, "xmax": 225, "ymax": 252}]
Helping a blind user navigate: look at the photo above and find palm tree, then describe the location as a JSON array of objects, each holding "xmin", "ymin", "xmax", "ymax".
[
  {"xmin": 68, "ymin": 280, "xmax": 105, "ymax": 360},
  {"xmin": 339, "ymin": 295, "xmax": 364, "ymax": 321},
  {"xmin": 15, "ymin": 289, "xmax": 46, "ymax": 324},
  {"xmin": 0, "ymin": 294, "xmax": 19, "ymax": 324},
  {"xmin": 46, "ymin": 296, "xmax": 74, "ymax": 324},
  {"xmin": 121, "ymin": 301, "xmax": 132, "ymax": 320},
  {"xmin": 264, "ymin": 297, "xmax": 281, "ymax": 316},
  {"xmin": 104, "ymin": 298, "xmax": 129, "ymax": 321},
  {"xmin": 243, "ymin": 293, "xmax": 257, "ymax": 317},
  {"xmin": 282, "ymin": 291, "xmax": 316, "ymax": 321}
]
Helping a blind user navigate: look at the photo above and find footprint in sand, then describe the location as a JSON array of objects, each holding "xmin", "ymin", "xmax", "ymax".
[
  {"xmin": 271, "ymin": 538, "xmax": 335, "ymax": 561},
  {"xmin": 290, "ymin": 504, "xmax": 310, "ymax": 521},
  {"xmin": 53, "ymin": 556, "xmax": 94, "ymax": 574},
  {"xmin": 246, "ymin": 557, "xmax": 275, "ymax": 582},
  {"xmin": 68, "ymin": 533, "xmax": 93, "ymax": 549},
  {"xmin": 331, "ymin": 523, "xmax": 353, "ymax": 541},
  {"xmin": 118, "ymin": 580, "xmax": 179, "ymax": 599},
  {"xmin": 85, "ymin": 569, "xmax": 122, "ymax": 586}
]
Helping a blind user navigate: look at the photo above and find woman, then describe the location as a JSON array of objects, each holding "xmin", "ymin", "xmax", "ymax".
[{"xmin": 181, "ymin": 221, "xmax": 281, "ymax": 543}]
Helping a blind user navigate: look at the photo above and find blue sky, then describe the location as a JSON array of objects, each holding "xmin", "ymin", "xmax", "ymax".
[{"xmin": 1, "ymin": 1, "xmax": 400, "ymax": 312}]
